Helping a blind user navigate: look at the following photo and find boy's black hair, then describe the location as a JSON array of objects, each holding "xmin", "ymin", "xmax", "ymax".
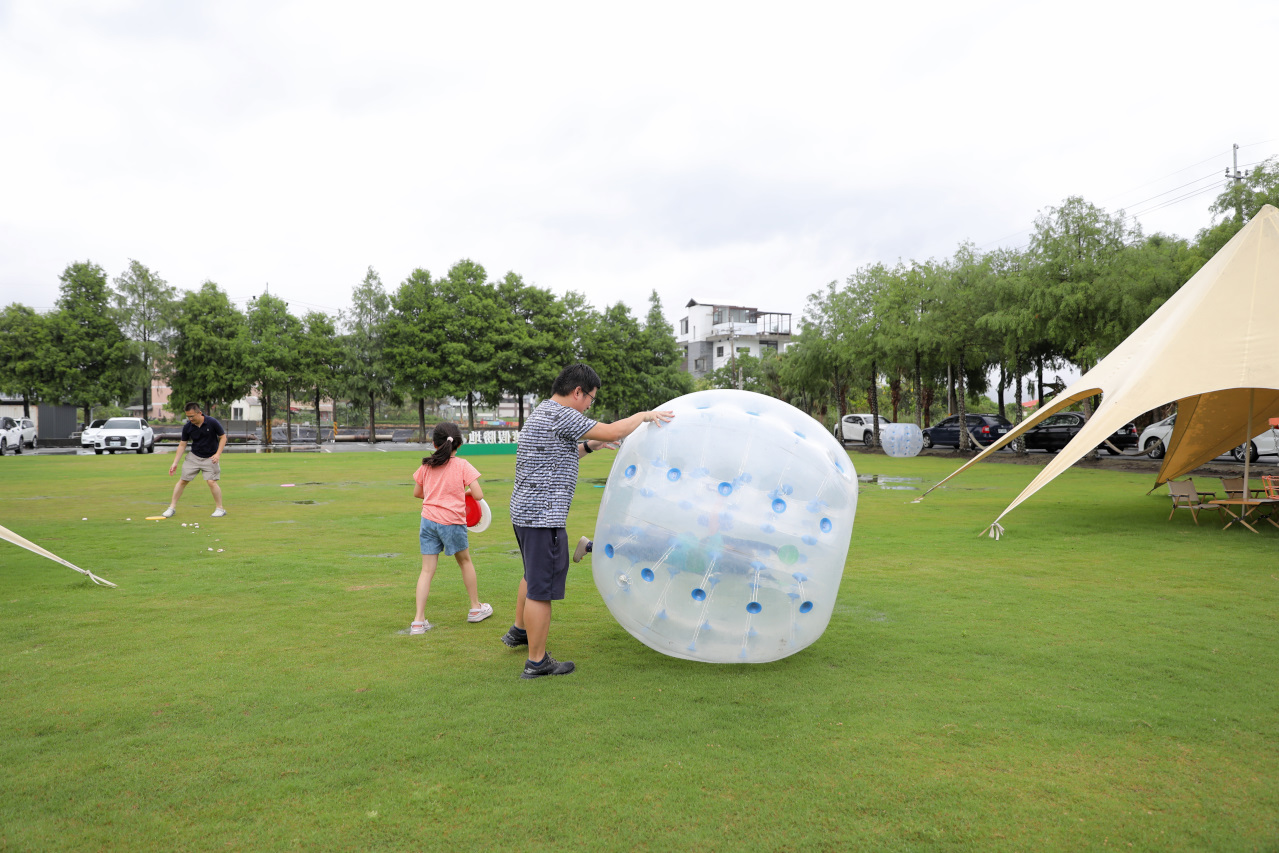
[{"xmin": 552, "ymin": 363, "xmax": 601, "ymax": 397}]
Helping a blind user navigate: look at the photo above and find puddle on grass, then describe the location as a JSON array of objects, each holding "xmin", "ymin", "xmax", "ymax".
[
  {"xmin": 857, "ymin": 473, "xmax": 994, "ymax": 492},
  {"xmin": 353, "ymin": 553, "xmax": 402, "ymax": 559},
  {"xmin": 858, "ymin": 474, "xmax": 924, "ymax": 490}
]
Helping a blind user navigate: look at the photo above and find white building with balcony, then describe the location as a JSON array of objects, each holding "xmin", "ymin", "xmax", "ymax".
[{"xmin": 676, "ymin": 299, "xmax": 793, "ymax": 379}]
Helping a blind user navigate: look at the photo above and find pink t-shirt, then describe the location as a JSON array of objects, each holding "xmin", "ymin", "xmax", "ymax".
[{"xmin": 413, "ymin": 457, "xmax": 481, "ymax": 525}]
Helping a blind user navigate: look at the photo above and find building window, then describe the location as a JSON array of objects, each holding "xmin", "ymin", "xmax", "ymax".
[
  {"xmin": 716, "ymin": 346, "xmax": 724, "ymax": 357},
  {"xmin": 737, "ymin": 347, "xmax": 750, "ymax": 355},
  {"xmin": 694, "ymin": 357, "xmax": 706, "ymax": 371},
  {"xmin": 760, "ymin": 340, "xmax": 778, "ymax": 353},
  {"xmin": 680, "ymin": 318, "xmax": 688, "ymax": 334}
]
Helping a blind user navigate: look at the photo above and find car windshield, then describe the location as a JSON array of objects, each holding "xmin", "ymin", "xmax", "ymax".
[
  {"xmin": 89, "ymin": 420, "xmax": 106, "ymax": 428},
  {"xmin": 103, "ymin": 418, "xmax": 140, "ymax": 429}
]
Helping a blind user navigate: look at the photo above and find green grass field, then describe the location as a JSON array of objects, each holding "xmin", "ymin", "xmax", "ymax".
[{"xmin": 2, "ymin": 450, "xmax": 1277, "ymax": 851}]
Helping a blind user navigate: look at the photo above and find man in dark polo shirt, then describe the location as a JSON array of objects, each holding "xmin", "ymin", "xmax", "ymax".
[{"xmin": 162, "ymin": 402, "xmax": 228, "ymax": 518}]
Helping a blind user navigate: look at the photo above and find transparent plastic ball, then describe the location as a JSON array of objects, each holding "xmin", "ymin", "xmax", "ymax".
[
  {"xmin": 592, "ymin": 390, "xmax": 857, "ymax": 663},
  {"xmin": 880, "ymin": 423, "xmax": 924, "ymax": 458}
]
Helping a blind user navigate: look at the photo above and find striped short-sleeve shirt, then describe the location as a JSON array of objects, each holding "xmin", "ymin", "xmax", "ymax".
[{"xmin": 510, "ymin": 400, "xmax": 597, "ymax": 528}]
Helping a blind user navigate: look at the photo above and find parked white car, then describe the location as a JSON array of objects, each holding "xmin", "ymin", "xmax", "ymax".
[
  {"xmin": 834, "ymin": 413, "xmax": 892, "ymax": 446},
  {"xmin": 1139, "ymin": 413, "xmax": 1278, "ymax": 462},
  {"xmin": 1138, "ymin": 414, "xmax": 1175, "ymax": 458},
  {"xmin": 0, "ymin": 415, "xmax": 23, "ymax": 455},
  {"xmin": 1231, "ymin": 426, "xmax": 1279, "ymax": 463},
  {"xmin": 80, "ymin": 418, "xmax": 108, "ymax": 449},
  {"xmin": 94, "ymin": 417, "xmax": 155, "ymax": 454},
  {"xmin": 17, "ymin": 417, "xmax": 37, "ymax": 448}
]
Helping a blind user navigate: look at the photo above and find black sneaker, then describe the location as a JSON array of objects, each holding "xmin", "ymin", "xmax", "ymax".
[
  {"xmin": 520, "ymin": 653, "xmax": 575, "ymax": 679},
  {"xmin": 500, "ymin": 626, "xmax": 528, "ymax": 648}
]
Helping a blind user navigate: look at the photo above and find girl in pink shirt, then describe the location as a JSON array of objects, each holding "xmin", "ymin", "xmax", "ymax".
[{"xmin": 409, "ymin": 423, "xmax": 492, "ymax": 633}]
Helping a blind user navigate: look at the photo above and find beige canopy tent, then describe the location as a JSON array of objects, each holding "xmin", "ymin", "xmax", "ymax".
[{"xmin": 919, "ymin": 203, "xmax": 1279, "ymax": 538}]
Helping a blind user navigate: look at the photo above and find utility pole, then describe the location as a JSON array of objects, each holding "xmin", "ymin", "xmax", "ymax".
[{"xmin": 1225, "ymin": 143, "xmax": 1249, "ymax": 222}]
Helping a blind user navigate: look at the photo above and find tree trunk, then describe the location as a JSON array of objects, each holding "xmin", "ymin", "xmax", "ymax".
[
  {"xmin": 314, "ymin": 388, "xmax": 322, "ymax": 446},
  {"xmin": 82, "ymin": 404, "xmax": 90, "ymax": 429},
  {"xmin": 1014, "ymin": 360, "xmax": 1027, "ymax": 456},
  {"xmin": 869, "ymin": 359, "xmax": 881, "ymax": 447},
  {"xmin": 921, "ymin": 386, "xmax": 934, "ymax": 428},
  {"xmin": 518, "ymin": 393, "xmax": 525, "ymax": 428},
  {"xmin": 889, "ymin": 376, "xmax": 901, "ymax": 423},
  {"xmin": 286, "ymin": 385, "xmax": 293, "ymax": 447},
  {"xmin": 997, "ymin": 362, "xmax": 1006, "ymax": 420},
  {"xmin": 946, "ymin": 363, "xmax": 957, "ymax": 416},
  {"xmin": 1037, "ymin": 357, "xmax": 1044, "ymax": 408},
  {"xmin": 368, "ymin": 397, "xmax": 376, "ymax": 444},
  {"xmin": 418, "ymin": 397, "xmax": 427, "ymax": 443},
  {"xmin": 914, "ymin": 350, "xmax": 923, "ymax": 428},
  {"xmin": 22, "ymin": 393, "xmax": 31, "ymax": 418},
  {"xmin": 262, "ymin": 389, "xmax": 272, "ymax": 446},
  {"xmin": 466, "ymin": 392, "xmax": 475, "ymax": 430},
  {"xmin": 957, "ymin": 349, "xmax": 970, "ymax": 452}
]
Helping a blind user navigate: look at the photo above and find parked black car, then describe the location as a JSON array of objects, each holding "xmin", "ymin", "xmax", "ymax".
[
  {"xmin": 1022, "ymin": 411, "xmax": 1139, "ymax": 453},
  {"xmin": 922, "ymin": 414, "xmax": 1012, "ymax": 449}
]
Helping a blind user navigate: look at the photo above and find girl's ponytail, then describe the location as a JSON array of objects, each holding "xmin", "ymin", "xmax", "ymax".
[{"xmin": 424, "ymin": 422, "xmax": 465, "ymax": 467}]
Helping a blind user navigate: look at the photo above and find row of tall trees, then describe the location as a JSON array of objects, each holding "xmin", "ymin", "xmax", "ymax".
[
  {"xmin": 0, "ymin": 258, "xmax": 692, "ymax": 441},
  {"xmin": 751, "ymin": 160, "xmax": 1279, "ymax": 450}
]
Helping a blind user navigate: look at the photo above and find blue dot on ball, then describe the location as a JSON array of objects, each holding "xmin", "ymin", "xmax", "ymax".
[
  {"xmin": 667, "ymin": 468, "xmax": 681, "ymax": 482},
  {"xmin": 746, "ymin": 601, "xmax": 763, "ymax": 614},
  {"xmin": 624, "ymin": 465, "xmax": 637, "ymax": 478},
  {"xmin": 718, "ymin": 482, "xmax": 733, "ymax": 496},
  {"xmin": 691, "ymin": 588, "xmax": 707, "ymax": 601},
  {"xmin": 772, "ymin": 498, "xmax": 787, "ymax": 513},
  {"xmin": 641, "ymin": 568, "xmax": 654, "ymax": 582},
  {"xmin": 604, "ymin": 544, "xmax": 615, "ymax": 558},
  {"xmin": 820, "ymin": 517, "xmax": 833, "ymax": 533},
  {"xmin": 799, "ymin": 601, "xmax": 814, "ymax": 613}
]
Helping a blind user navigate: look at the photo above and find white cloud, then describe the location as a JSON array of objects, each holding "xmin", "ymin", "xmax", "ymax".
[{"xmin": 1, "ymin": 0, "xmax": 1275, "ymax": 340}]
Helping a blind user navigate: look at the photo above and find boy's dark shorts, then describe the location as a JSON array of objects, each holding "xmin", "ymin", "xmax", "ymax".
[{"xmin": 513, "ymin": 525, "xmax": 569, "ymax": 601}]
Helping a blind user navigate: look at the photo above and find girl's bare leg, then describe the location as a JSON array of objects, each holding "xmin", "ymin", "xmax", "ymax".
[
  {"xmin": 454, "ymin": 549, "xmax": 482, "ymax": 610},
  {"xmin": 414, "ymin": 553, "xmax": 439, "ymax": 623}
]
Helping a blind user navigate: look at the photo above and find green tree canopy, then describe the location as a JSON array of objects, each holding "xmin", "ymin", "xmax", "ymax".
[
  {"xmin": 47, "ymin": 261, "xmax": 140, "ymax": 423},
  {"xmin": 0, "ymin": 304, "xmax": 51, "ymax": 416},
  {"xmin": 113, "ymin": 259, "xmax": 176, "ymax": 418},
  {"xmin": 168, "ymin": 281, "xmax": 252, "ymax": 416}
]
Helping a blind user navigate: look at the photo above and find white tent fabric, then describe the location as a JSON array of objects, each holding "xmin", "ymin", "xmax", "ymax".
[
  {"xmin": 1, "ymin": 523, "xmax": 117, "ymax": 587},
  {"xmin": 919, "ymin": 203, "xmax": 1279, "ymax": 538}
]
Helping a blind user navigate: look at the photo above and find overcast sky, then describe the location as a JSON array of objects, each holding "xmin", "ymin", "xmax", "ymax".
[{"xmin": 2, "ymin": 0, "xmax": 1276, "ymax": 337}]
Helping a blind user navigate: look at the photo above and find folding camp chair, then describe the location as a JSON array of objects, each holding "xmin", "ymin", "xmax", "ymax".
[{"xmin": 1167, "ymin": 480, "xmax": 1225, "ymax": 526}]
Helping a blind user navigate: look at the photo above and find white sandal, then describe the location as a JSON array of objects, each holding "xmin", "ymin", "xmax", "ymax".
[
  {"xmin": 409, "ymin": 620, "xmax": 431, "ymax": 635},
  {"xmin": 467, "ymin": 603, "xmax": 493, "ymax": 623}
]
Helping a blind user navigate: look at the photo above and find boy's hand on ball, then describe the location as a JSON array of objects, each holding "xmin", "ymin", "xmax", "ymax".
[{"xmin": 646, "ymin": 410, "xmax": 674, "ymax": 426}]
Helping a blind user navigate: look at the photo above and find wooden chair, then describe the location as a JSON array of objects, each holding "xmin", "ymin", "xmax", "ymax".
[
  {"xmin": 1221, "ymin": 477, "xmax": 1246, "ymax": 500},
  {"xmin": 1167, "ymin": 480, "xmax": 1225, "ymax": 525}
]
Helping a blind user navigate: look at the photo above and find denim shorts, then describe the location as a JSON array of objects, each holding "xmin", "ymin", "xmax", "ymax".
[{"xmin": 419, "ymin": 517, "xmax": 469, "ymax": 556}]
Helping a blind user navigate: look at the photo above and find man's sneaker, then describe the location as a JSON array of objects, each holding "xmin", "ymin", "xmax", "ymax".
[
  {"xmin": 520, "ymin": 653, "xmax": 575, "ymax": 679},
  {"xmin": 573, "ymin": 536, "xmax": 592, "ymax": 563},
  {"xmin": 211, "ymin": 508, "xmax": 227, "ymax": 518},
  {"xmin": 160, "ymin": 507, "xmax": 175, "ymax": 518},
  {"xmin": 500, "ymin": 625, "xmax": 528, "ymax": 648}
]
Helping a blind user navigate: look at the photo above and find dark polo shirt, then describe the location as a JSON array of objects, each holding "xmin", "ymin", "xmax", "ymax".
[{"xmin": 181, "ymin": 416, "xmax": 226, "ymax": 459}]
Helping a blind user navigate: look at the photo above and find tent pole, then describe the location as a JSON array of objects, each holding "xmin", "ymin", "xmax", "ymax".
[{"xmin": 1244, "ymin": 388, "xmax": 1254, "ymax": 502}]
